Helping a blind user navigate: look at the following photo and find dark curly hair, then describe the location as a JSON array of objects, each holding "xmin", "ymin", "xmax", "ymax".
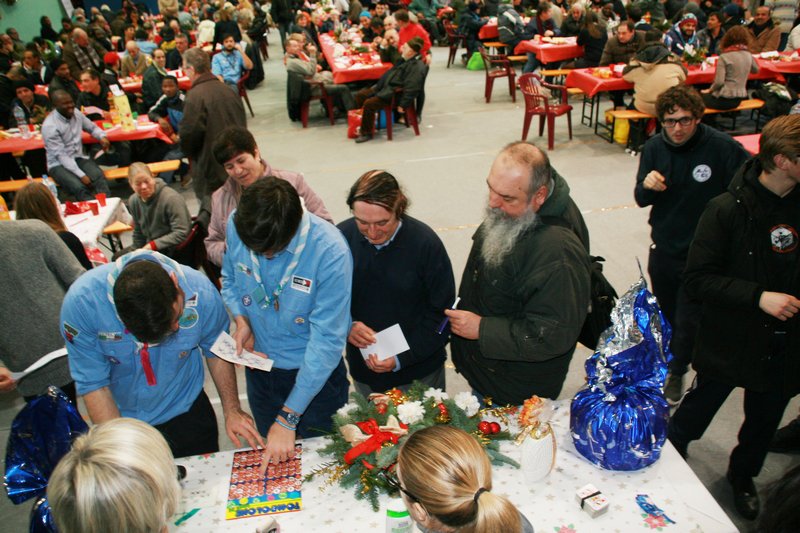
[{"xmin": 655, "ymin": 85, "xmax": 704, "ymax": 122}]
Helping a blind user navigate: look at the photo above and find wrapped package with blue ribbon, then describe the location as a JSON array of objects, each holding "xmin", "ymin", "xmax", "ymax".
[
  {"xmin": 570, "ymin": 277, "xmax": 672, "ymax": 471},
  {"xmin": 4, "ymin": 386, "xmax": 88, "ymax": 532}
]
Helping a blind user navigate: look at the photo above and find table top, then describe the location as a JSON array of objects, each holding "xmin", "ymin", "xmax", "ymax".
[
  {"xmin": 10, "ymin": 197, "xmax": 128, "ymax": 247},
  {"xmin": 515, "ymin": 36, "xmax": 584, "ymax": 64},
  {"xmin": 170, "ymin": 401, "xmax": 736, "ymax": 532},
  {"xmin": 0, "ymin": 120, "xmax": 172, "ymax": 155},
  {"xmin": 318, "ymin": 34, "xmax": 392, "ymax": 85},
  {"xmin": 734, "ymin": 134, "xmax": 760, "ymax": 155},
  {"xmin": 566, "ymin": 61, "xmax": 781, "ymax": 98},
  {"xmin": 119, "ymin": 70, "xmax": 193, "ymax": 93}
]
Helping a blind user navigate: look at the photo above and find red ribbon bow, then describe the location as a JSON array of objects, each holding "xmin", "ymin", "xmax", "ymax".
[{"xmin": 343, "ymin": 418, "xmax": 404, "ymax": 465}]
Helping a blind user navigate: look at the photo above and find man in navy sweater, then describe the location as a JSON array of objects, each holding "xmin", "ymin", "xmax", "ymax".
[{"xmin": 338, "ymin": 170, "xmax": 456, "ymax": 394}]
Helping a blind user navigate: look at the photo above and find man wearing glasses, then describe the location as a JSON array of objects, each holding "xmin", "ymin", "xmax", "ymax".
[
  {"xmin": 634, "ymin": 85, "xmax": 749, "ymax": 405},
  {"xmin": 61, "ymin": 251, "xmax": 263, "ymax": 458}
]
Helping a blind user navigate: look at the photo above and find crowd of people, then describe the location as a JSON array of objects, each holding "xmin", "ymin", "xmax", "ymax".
[{"xmin": 0, "ymin": 0, "xmax": 799, "ymax": 532}]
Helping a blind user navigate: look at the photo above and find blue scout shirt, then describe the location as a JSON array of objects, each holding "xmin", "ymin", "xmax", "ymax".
[
  {"xmin": 211, "ymin": 49, "xmax": 245, "ymax": 84},
  {"xmin": 221, "ymin": 212, "xmax": 353, "ymax": 415},
  {"xmin": 61, "ymin": 251, "xmax": 229, "ymax": 425}
]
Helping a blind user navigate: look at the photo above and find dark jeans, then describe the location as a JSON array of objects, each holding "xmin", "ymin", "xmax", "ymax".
[
  {"xmin": 354, "ymin": 87, "xmax": 391, "ymax": 136},
  {"xmin": 669, "ymin": 374, "xmax": 790, "ymax": 477},
  {"xmin": 88, "ymin": 141, "xmax": 132, "ymax": 167},
  {"xmin": 701, "ymin": 93, "xmax": 742, "ymax": 111},
  {"xmin": 24, "ymin": 381, "xmax": 77, "ymax": 406},
  {"xmin": 49, "ymin": 158, "xmax": 110, "ymax": 201},
  {"xmin": 648, "ymin": 245, "xmax": 700, "ymax": 374},
  {"xmin": 245, "ymin": 359, "xmax": 349, "ymax": 438},
  {"xmin": 154, "ymin": 389, "xmax": 219, "ymax": 458}
]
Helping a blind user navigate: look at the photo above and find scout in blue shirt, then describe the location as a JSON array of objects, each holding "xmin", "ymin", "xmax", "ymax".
[
  {"xmin": 221, "ymin": 178, "xmax": 352, "ymax": 466},
  {"xmin": 61, "ymin": 251, "xmax": 263, "ymax": 457},
  {"xmin": 211, "ymin": 34, "xmax": 253, "ymax": 91}
]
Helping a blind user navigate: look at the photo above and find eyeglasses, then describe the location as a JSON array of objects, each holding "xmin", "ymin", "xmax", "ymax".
[
  {"xmin": 662, "ymin": 117, "xmax": 695, "ymax": 128},
  {"xmin": 381, "ymin": 469, "xmax": 418, "ymax": 502}
]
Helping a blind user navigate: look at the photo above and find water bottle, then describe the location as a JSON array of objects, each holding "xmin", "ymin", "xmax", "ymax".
[
  {"xmin": 43, "ymin": 174, "xmax": 59, "ymax": 203},
  {"xmin": 13, "ymin": 106, "xmax": 30, "ymax": 139}
]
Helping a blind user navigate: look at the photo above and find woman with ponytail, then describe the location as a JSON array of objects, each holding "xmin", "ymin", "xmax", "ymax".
[{"xmin": 394, "ymin": 425, "xmax": 534, "ymax": 533}]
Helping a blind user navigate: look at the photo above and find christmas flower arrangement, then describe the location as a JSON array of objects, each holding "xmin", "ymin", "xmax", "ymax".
[
  {"xmin": 681, "ymin": 44, "xmax": 707, "ymax": 66},
  {"xmin": 308, "ymin": 381, "xmax": 520, "ymax": 511}
]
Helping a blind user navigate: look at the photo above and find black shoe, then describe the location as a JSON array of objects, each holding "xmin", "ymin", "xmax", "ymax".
[
  {"xmin": 769, "ymin": 418, "xmax": 800, "ymax": 453},
  {"xmin": 727, "ymin": 468, "xmax": 759, "ymax": 520},
  {"xmin": 354, "ymin": 134, "xmax": 373, "ymax": 143}
]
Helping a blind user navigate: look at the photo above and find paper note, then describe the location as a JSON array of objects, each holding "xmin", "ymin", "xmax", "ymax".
[
  {"xmin": 359, "ymin": 323, "xmax": 410, "ymax": 361},
  {"xmin": 210, "ymin": 331, "xmax": 274, "ymax": 372},
  {"xmin": 10, "ymin": 348, "xmax": 68, "ymax": 381}
]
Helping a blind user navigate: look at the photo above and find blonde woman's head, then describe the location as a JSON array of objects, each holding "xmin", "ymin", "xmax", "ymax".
[
  {"xmin": 397, "ymin": 425, "xmax": 522, "ymax": 533},
  {"xmin": 47, "ymin": 418, "xmax": 181, "ymax": 533}
]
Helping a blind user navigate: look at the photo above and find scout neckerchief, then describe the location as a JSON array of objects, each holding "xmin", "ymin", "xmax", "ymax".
[
  {"xmin": 249, "ymin": 214, "xmax": 310, "ymax": 312},
  {"xmin": 106, "ymin": 251, "xmax": 189, "ymax": 386}
]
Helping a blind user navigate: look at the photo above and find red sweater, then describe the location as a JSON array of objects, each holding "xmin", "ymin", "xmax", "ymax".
[{"xmin": 399, "ymin": 22, "xmax": 432, "ymax": 56}]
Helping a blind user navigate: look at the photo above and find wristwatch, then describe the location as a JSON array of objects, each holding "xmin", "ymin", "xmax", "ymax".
[{"xmin": 278, "ymin": 409, "xmax": 301, "ymax": 427}]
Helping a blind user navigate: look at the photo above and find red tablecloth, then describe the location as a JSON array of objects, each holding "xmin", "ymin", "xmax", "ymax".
[
  {"xmin": 479, "ymin": 22, "xmax": 498, "ymax": 40},
  {"xmin": 514, "ymin": 37, "xmax": 583, "ymax": 63},
  {"xmin": 566, "ymin": 63, "xmax": 781, "ymax": 97},
  {"xmin": 120, "ymin": 70, "xmax": 193, "ymax": 93},
  {"xmin": 0, "ymin": 121, "xmax": 172, "ymax": 154},
  {"xmin": 319, "ymin": 34, "xmax": 392, "ymax": 84},
  {"xmin": 757, "ymin": 56, "xmax": 800, "ymax": 75},
  {"xmin": 734, "ymin": 134, "xmax": 760, "ymax": 155}
]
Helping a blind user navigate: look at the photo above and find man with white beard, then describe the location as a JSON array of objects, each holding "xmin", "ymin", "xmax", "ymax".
[{"xmin": 446, "ymin": 142, "xmax": 591, "ymax": 405}]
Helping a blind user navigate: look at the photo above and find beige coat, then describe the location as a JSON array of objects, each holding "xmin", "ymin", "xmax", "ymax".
[{"xmin": 623, "ymin": 61, "xmax": 687, "ymax": 116}]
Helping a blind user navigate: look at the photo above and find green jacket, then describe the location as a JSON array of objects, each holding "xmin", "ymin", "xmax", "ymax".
[{"xmin": 452, "ymin": 170, "xmax": 591, "ymax": 405}]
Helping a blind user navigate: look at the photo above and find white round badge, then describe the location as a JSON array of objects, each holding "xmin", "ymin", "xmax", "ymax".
[{"xmin": 692, "ymin": 164, "xmax": 712, "ymax": 183}]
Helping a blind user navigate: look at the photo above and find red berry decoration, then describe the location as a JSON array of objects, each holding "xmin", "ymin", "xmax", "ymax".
[
  {"xmin": 437, "ymin": 403, "xmax": 448, "ymax": 415},
  {"xmin": 489, "ymin": 422, "xmax": 501, "ymax": 434},
  {"xmin": 376, "ymin": 403, "xmax": 388, "ymax": 415},
  {"xmin": 478, "ymin": 421, "xmax": 492, "ymax": 435}
]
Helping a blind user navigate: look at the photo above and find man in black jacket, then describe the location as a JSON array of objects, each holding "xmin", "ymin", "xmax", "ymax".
[
  {"xmin": 634, "ymin": 86, "xmax": 749, "ymax": 404},
  {"xmin": 353, "ymin": 36, "xmax": 427, "ymax": 143},
  {"xmin": 668, "ymin": 114, "xmax": 800, "ymax": 521}
]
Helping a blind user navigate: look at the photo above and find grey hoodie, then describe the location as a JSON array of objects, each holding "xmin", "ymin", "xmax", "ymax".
[{"xmin": 128, "ymin": 178, "xmax": 192, "ymax": 253}]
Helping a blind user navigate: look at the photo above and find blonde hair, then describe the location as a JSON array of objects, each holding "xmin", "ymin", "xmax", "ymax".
[
  {"xmin": 47, "ymin": 418, "xmax": 181, "ymax": 533},
  {"xmin": 398, "ymin": 426, "xmax": 522, "ymax": 533},
  {"xmin": 127, "ymin": 161, "xmax": 154, "ymax": 184}
]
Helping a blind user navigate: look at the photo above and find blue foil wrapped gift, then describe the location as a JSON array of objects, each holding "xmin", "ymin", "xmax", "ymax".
[
  {"xmin": 570, "ymin": 277, "xmax": 672, "ymax": 471},
  {"xmin": 4, "ymin": 386, "xmax": 88, "ymax": 532}
]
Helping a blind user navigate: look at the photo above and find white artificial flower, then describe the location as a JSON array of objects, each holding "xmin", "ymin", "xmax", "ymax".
[
  {"xmin": 423, "ymin": 387, "xmax": 449, "ymax": 403},
  {"xmin": 396, "ymin": 400, "xmax": 425, "ymax": 425},
  {"xmin": 336, "ymin": 402, "xmax": 358, "ymax": 418},
  {"xmin": 454, "ymin": 391, "xmax": 480, "ymax": 417}
]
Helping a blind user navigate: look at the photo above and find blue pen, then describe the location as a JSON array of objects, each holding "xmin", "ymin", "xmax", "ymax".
[{"xmin": 436, "ymin": 296, "xmax": 461, "ymax": 334}]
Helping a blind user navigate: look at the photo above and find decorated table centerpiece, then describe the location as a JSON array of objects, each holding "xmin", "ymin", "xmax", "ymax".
[
  {"xmin": 681, "ymin": 44, "xmax": 708, "ymax": 66},
  {"xmin": 309, "ymin": 382, "xmax": 520, "ymax": 511}
]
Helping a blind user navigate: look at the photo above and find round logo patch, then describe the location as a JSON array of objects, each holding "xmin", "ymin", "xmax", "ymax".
[
  {"xmin": 692, "ymin": 164, "xmax": 712, "ymax": 183},
  {"xmin": 770, "ymin": 224, "xmax": 798, "ymax": 254},
  {"xmin": 179, "ymin": 307, "xmax": 199, "ymax": 329},
  {"xmin": 242, "ymin": 294, "xmax": 252, "ymax": 307}
]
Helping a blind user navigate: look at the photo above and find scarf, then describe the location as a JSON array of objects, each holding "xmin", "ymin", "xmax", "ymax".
[{"xmin": 71, "ymin": 39, "xmax": 102, "ymax": 71}]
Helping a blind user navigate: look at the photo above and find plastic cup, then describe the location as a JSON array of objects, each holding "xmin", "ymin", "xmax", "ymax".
[
  {"xmin": 89, "ymin": 202, "xmax": 99, "ymax": 216},
  {"xmin": 95, "ymin": 193, "xmax": 106, "ymax": 207}
]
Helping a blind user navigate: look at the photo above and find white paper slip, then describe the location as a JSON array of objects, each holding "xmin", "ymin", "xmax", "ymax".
[
  {"xmin": 210, "ymin": 331, "xmax": 273, "ymax": 372},
  {"xmin": 359, "ymin": 324, "xmax": 410, "ymax": 361},
  {"xmin": 82, "ymin": 106, "xmax": 105, "ymax": 116},
  {"xmin": 10, "ymin": 348, "xmax": 68, "ymax": 381},
  {"xmin": 93, "ymin": 148, "xmax": 106, "ymax": 160}
]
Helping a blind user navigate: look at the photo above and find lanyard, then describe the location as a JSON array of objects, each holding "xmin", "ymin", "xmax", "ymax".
[{"xmin": 249, "ymin": 214, "xmax": 310, "ymax": 311}]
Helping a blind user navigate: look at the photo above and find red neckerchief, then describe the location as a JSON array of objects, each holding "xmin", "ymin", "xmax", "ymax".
[
  {"xmin": 722, "ymin": 44, "xmax": 750, "ymax": 53},
  {"xmin": 140, "ymin": 342, "xmax": 157, "ymax": 386}
]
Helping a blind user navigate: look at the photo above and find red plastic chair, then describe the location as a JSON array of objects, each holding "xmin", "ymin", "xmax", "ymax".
[
  {"xmin": 237, "ymin": 70, "xmax": 255, "ymax": 117},
  {"xmin": 479, "ymin": 46, "xmax": 515, "ymax": 103},
  {"xmin": 442, "ymin": 20, "xmax": 465, "ymax": 68},
  {"xmin": 519, "ymin": 72, "xmax": 573, "ymax": 150},
  {"xmin": 380, "ymin": 92, "xmax": 420, "ymax": 141}
]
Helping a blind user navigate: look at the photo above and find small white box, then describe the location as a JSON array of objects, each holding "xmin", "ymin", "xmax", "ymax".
[{"xmin": 575, "ymin": 484, "xmax": 609, "ymax": 518}]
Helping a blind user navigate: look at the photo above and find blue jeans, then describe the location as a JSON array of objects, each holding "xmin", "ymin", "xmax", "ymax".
[
  {"xmin": 49, "ymin": 158, "xmax": 110, "ymax": 201},
  {"xmin": 245, "ymin": 359, "xmax": 349, "ymax": 438}
]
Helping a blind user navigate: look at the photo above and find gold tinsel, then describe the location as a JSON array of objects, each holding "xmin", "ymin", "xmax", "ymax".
[
  {"xmin": 310, "ymin": 462, "xmax": 350, "ymax": 492},
  {"xmin": 360, "ymin": 469, "xmax": 373, "ymax": 495},
  {"xmin": 435, "ymin": 412, "xmax": 451, "ymax": 424},
  {"xmin": 385, "ymin": 388, "xmax": 408, "ymax": 406}
]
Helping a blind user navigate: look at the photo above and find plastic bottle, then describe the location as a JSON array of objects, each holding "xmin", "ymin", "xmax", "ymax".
[
  {"xmin": 108, "ymin": 93, "xmax": 120, "ymax": 125},
  {"xmin": 43, "ymin": 174, "xmax": 59, "ymax": 203},
  {"xmin": 385, "ymin": 498, "xmax": 413, "ymax": 533},
  {"xmin": 13, "ymin": 106, "xmax": 31, "ymax": 139}
]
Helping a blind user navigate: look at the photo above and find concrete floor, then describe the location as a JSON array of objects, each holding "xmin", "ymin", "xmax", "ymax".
[{"xmin": 2, "ymin": 37, "xmax": 799, "ymax": 532}]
